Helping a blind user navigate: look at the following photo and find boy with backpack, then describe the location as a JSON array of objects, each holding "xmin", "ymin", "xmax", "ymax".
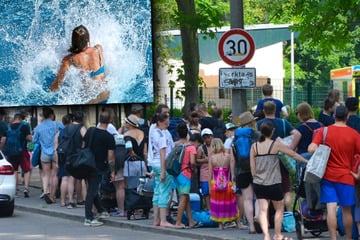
[{"xmin": 1, "ymin": 113, "xmax": 32, "ymax": 197}]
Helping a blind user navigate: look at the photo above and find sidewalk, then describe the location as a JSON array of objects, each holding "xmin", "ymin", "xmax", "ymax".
[{"xmin": 15, "ymin": 168, "xmax": 300, "ymax": 240}]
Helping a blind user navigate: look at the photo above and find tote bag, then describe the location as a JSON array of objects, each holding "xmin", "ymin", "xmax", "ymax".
[{"xmin": 304, "ymin": 127, "xmax": 330, "ymax": 183}]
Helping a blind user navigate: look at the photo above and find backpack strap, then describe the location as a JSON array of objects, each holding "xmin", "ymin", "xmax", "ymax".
[{"xmin": 202, "ymin": 144, "xmax": 208, "ymax": 157}]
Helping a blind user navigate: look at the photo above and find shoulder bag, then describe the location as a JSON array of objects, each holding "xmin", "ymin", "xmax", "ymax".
[
  {"xmin": 65, "ymin": 127, "xmax": 97, "ymax": 179},
  {"xmin": 304, "ymin": 127, "xmax": 331, "ymax": 183}
]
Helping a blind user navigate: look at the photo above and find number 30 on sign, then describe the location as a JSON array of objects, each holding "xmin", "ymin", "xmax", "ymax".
[{"xmin": 218, "ymin": 29, "xmax": 255, "ymax": 66}]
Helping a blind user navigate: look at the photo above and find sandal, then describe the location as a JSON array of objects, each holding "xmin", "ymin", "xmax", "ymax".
[
  {"xmin": 190, "ymin": 222, "xmax": 203, "ymax": 228},
  {"xmin": 43, "ymin": 194, "xmax": 56, "ymax": 204},
  {"xmin": 253, "ymin": 220, "xmax": 262, "ymax": 233}
]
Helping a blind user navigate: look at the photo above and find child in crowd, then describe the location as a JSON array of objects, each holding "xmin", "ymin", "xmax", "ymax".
[
  {"xmin": 196, "ymin": 128, "xmax": 213, "ymax": 210},
  {"xmin": 208, "ymin": 138, "xmax": 239, "ymax": 230},
  {"xmin": 174, "ymin": 123, "xmax": 202, "ymax": 229}
]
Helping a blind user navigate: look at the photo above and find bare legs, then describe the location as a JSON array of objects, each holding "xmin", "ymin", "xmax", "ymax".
[
  {"xmin": 113, "ymin": 179, "xmax": 125, "ymax": 215},
  {"xmin": 242, "ymin": 185, "xmax": 255, "ymax": 232},
  {"xmin": 41, "ymin": 161, "xmax": 58, "ymax": 202},
  {"xmin": 258, "ymin": 198, "xmax": 284, "ymax": 240}
]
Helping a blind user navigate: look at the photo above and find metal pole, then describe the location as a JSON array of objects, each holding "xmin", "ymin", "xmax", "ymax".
[
  {"xmin": 230, "ymin": 0, "xmax": 246, "ymax": 121},
  {"xmin": 291, "ymin": 27, "xmax": 295, "ymax": 109}
]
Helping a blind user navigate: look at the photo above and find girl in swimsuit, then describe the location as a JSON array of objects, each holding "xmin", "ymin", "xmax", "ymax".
[{"xmin": 50, "ymin": 25, "xmax": 109, "ymax": 104}]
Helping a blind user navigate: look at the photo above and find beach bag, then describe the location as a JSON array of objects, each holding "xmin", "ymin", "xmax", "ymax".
[
  {"xmin": 31, "ymin": 143, "xmax": 41, "ymax": 167},
  {"xmin": 304, "ymin": 127, "xmax": 330, "ymax": 183},
  {"xmin": 65, "ymin": 127, "xmax": 97, "ymax": 179},
  {"xmin": 282, "ymin": 211, "xmax": 296, "ymax": 232},
  {"xmin": 166, "ymin": 144, "xmax": 189, "ymax": 176},
  {"xmin": 214, "ymin": 167, "xmax": 229, "ymax": 191},
  {"xmin": 232, "ymin": 128, "xmax": 252, "ymax": 171}
]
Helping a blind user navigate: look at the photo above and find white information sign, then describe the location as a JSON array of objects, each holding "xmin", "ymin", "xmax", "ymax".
[{"xmin": 219, "ymin": 68, "xmax": 256, "ymax": 89}]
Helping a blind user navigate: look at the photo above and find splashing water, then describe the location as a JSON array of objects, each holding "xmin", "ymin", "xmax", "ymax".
[{"xmin": 0, "ymin": 0, "xmax": 153, "ymax": 106}]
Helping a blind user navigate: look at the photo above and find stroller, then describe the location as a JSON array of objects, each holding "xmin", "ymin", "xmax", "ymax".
[
  {"xmin": 292, "ymin": 167, "xmax": 328, "ymax": 240},
  {"xmin": 124, "ymin": 155, "xmax": 153, "ymax": 220}
]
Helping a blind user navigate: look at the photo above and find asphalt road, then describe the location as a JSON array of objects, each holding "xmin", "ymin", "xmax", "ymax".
[{"xmin": 0, "ymin": 210, "xmax": 193, "ymax": 240}]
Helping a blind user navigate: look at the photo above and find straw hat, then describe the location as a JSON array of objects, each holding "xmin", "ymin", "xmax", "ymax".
[
  {"xmin": 125, "ymin": 114, "xmax": 139, "ymax": 127},
  {"xmin": 239, "ymin": 111, "xmax": 255, "ymax": 127}
]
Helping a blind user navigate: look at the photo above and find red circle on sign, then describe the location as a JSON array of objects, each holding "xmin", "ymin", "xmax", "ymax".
[{"xmin": 218, "ymin": 29, "xmax": 255, "ymax": 66}]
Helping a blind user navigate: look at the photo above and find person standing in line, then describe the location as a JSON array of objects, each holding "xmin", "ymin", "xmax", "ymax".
[
  {"xmin": 173, "ymin": 123, "xmax": 202, "ymax": 229},
  {"xmin": 345, "ymin": 97, "xmax": 360, "ymax": 133},
  {"xmin": 234, "ymin": 112, "xmax": 261, "ymax": 233},
  {"xmin": 256, "ymin": 101, "xmax": 300, "ymax": 212},
  {"xmin": 33, "ymin": 107, "xmax": 63, "ymax": 204},
  {"xmin": 309, "ymin": 105, "xmax": 360, "ymax": 240},
  {"xmin": 83, "ymin": 111, "xmax": 115, "ymax": 227},
  {"xmin": 208, "ymin": 138, "xmax": 239, "ymax": 230},
  {"xmin": 318, "ymin": 98, "xmax": 336, "ymax": 126},
  {"xmin": 147, "ymin": 112, "xmax": 175, "ymax": 228},
  {"xmin": 196, "ymin": 128, "xmax": 214, "ymax": 211},
  {"xmin": 1, "ymin": 113, "xmax": 32, "ymax": 198},
  {"xmin": 251, "ymin": 121, "xmax": 308, "ymax": 240},
  {"xmin": 255, "ymin": 84, "xmax": 289, "ymax": 119}
]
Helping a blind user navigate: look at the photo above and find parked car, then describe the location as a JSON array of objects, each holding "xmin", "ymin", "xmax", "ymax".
[{"xmin": 0, "ymin": 151, "xmax": 16, "ymax": 216}]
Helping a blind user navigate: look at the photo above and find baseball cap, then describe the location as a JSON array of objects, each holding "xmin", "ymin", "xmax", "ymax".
[
  {"xmin": 201, "ymin": 128, "xmax": 213, "ymax": 136},
  {"xmin": 225, "ymin": 122, "xmax": 237, "ymax": 130}
]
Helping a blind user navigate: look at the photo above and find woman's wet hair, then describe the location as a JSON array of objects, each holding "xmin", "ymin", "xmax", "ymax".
[
  {"xmin": 189, "ymin": 133, "xmax": 202, "ymax": 144},
  {"xmin": 69, "ymin": 25, "xmax": 89, "ymax": 54},
  {"xmin": 259, "ymin": 121, "xmax": 274, "ymax": 142}
]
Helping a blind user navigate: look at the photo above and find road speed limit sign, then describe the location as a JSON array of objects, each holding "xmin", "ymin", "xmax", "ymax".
[{"xmin": 218, "ymin": 29, "xmax": 255, "ymax": 66}]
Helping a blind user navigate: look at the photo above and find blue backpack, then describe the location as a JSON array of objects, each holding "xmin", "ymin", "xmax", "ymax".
[
  {"xmin": 5, "ymin": 122, "xmax": 25, "ymax": 157},
  {"xmin": 232, "ymin": 127, "xmax": 253, "ymax": 171}
]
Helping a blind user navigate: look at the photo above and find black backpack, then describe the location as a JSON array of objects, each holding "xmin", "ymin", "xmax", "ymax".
[{"xmin": 57, "ymin": 125, "xmax": 81, "ymax": 167}]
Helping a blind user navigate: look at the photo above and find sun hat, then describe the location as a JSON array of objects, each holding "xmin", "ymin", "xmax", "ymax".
[
  {"xmin": 125, "ymin": 114, "xmax": 139, "ymax": 127},
  {"xmin": 201, "ymin": 128, "xmax": 213, "ymax": 136},
  {"xmin": 225, "ymin": 122, "xmax": 237, "ymax": 130},
  {"xmin": 239, "ymin": 111, "xmax": 256, "ymax": 127}
]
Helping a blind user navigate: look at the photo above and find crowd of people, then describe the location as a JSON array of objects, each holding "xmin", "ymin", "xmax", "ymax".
[{"xmin": 1, "ymin": 84, "xmax": 360, "ymax": 240}]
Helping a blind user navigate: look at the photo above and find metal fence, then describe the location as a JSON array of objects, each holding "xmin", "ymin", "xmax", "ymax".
[{"xmin": 158, "ymin": 85, "xmax": 331, "ymax": 111}]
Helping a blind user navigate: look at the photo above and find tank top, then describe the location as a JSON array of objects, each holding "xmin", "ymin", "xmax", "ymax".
[{"xmin": 253, "ymin": 141, "xmax": 281, "ymax": 185}]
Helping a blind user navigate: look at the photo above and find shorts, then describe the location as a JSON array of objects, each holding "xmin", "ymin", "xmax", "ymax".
[
  {"xmin": 253, "ymin": 183, "xmax": 284, "ymax": 201},
  {"xmin": 200, "ymin": 181, "xmax": 209, "ymax": 196},
  {"xmin": 7, "ymin": 150, "xmax": 31, "ymax": 172},
  {"xmin": 236, "ymin": 172, "xmax": 253, "ymax": 189},
  {"xmin": 40, "ymin": 151, "xmax": 55, "ymax": 163},
  {"xmin": 175, "ymin": 173, "xmax": 191, "ymax": 195},
  {"xmin": 320, "ymin": 179, "xmax": 355, "ymax": 207},
  {"xmin": 57, "ymin": 166, "xmax": 69, "ymax": 178}
]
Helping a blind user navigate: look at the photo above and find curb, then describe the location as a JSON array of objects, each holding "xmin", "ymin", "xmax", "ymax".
[{"xmin": 15, "ymin": 204, "xmax": 238, "ymax": 240}]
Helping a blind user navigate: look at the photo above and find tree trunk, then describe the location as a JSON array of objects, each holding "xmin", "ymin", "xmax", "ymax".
[{"xmin": 175, "ymin": 0, "xmax": 200, "ymax": 113}]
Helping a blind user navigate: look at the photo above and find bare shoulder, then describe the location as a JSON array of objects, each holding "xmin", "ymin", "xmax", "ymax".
[{"xmin": 94, "ymin": 44, "xmax": 104, "ymax": 52}]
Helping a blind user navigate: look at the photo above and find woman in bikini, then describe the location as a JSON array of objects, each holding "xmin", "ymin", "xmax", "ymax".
[{"xmin": 50, "ymin": 25, "xmax": 109, "ymax": 104}]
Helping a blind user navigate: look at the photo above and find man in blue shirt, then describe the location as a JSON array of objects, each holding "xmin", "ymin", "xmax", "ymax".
[{"xmin": 255, "ymin": 84, "xmax": 288, "ymax": 119}]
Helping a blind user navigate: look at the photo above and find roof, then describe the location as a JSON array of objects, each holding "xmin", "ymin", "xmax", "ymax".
[{"xmin": 164, "ymin": 24, "xmax": 299, "ymax": 64}]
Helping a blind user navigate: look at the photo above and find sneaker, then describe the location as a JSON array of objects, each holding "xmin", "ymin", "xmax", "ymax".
[
  {"xmin": 110, "ymin": 210, "xmax": 126, "ymax": 217},
  {"xmin": 84, "ymin": 219, "xmax": 103, "ymax": 227},
  {"xmin": 24, "ymin": 188, "xmax": 29, "ymax": 198},
  {"xmin": 97, "ymin": 211, "xmax": 110, "ymax": 220},
  {"xmin": 76, "ymin": 201, "xmax": 85, "ymax": 207}
]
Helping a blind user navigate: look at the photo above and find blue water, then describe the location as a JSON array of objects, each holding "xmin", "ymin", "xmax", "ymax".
[{"xmin": 0, "ymin": 0, "xmax": 153, "ymax": 106}]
